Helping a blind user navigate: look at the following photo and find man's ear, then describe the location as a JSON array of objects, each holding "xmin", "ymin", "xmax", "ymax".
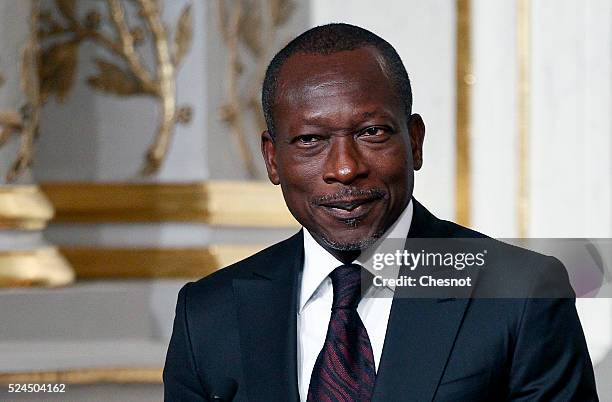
[
  {"xmin": 408, "ymin": 114, "xmax": 425, "ymax": 171},
  {"xmin": 261, "ymin": 130, "xmax": 280, "ymax": 185}
]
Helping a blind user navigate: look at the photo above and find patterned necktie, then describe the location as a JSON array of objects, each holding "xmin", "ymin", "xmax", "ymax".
[{"xmin": 307, "ymin": 264, "xmax": 376, "ymax": 402}]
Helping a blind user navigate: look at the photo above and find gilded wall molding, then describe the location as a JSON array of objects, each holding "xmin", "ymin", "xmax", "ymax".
[
  {"xmin": 60, "ymin": 244, "xmax": 264, "ymax": 279},
  {"xmin": 0, "ymin": 185, "xmax": 54, "ymax": 230},
  {"xmin": 0, "ymin": 247, "xmax": 75, "ymax": 287},
  {"xmin": 38, "ymin": 0, "xmax": 194, "ymax": 175},
  {"xmin": 455, "ymin": 0, "xmax": 473, "ymax": 227},
  {"xmin": 516, "ymin": 0, "xmax": 531, "ymax": 238},
  {"xmin": 0, "ymin": 367, "xmax": 161, "ymax": 385},
  {"xmin": 40, "ymin": 180, "xmax": 298, "ymax": 227}
]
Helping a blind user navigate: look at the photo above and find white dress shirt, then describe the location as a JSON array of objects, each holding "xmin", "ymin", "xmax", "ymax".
[{"xmin": 297, "ymin": 200, "xmax": 413, "ymax": 401}]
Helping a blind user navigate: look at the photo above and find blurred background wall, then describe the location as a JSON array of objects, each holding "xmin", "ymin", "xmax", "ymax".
[{"xmin": 0, "ymin": 0, "xmax": 610, "ymax": 400}]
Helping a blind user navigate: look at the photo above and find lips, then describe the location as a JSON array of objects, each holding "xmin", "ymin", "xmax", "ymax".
[{"xmin": 317, "ymin": 197, "xmax": 380, "ymax": 220}]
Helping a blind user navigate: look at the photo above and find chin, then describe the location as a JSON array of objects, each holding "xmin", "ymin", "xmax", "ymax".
[{"xmin": 319, "ymin": 229, "xmax": 383, "ymax": 252}]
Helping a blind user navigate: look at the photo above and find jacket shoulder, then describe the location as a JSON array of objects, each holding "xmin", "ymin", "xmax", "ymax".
[
  {"xmin": 414, "ymin": 201, "xmax": 573, "ymax": 297},
  {"xmin": 185, "ymin": 231, "xmax": 302, "ymax": 302}
]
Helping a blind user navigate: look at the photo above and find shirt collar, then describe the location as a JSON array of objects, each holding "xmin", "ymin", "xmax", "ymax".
[{"xmin": 300, "ymin": 199, "xmax": 413, "ymax": 313}]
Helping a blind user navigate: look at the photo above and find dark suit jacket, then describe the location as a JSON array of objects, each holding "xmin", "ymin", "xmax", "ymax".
[{"xmin": 163, "ymin": 200, "xmax": 598, "ymax": 401}]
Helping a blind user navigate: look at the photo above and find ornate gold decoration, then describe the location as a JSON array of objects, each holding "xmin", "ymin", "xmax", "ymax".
[
  {"xmin": 455, "ymin": 0, "xmax": 472, "ymax": 226},
  {"xmin": 0, "ymin": 111, "xmax": 23, "ymax": 149},
  {"xmin": 0, "ymin": 247, "xmax": 75, "ymax": 287},
  {"xmin": 0, "ymin": 62, "xmax": 10, "ymax": 142},
  {"xmin": 0, "ymin": 1, "xmax": 41, "ymax": 182},
  {"xmin": 38, "ymin": 0, "xmax": 194, "ymax": 175},
  {"xmin": 0, "ymin": 185, "xmax": 54, "ymax": 230},
  {"xmin": 40, "ymin": 180, "xmax": 298, "ymax": 226},
  {"xmin": 517, "ymin": 0, "xmax": 531, "ymax": 238},
  {"xmin": 0, "ymin": 367, "xmax": 161, "ymax": 384},
  {"xmin": 217, "ymin": 0, "xmax": 295, "ymax": 178},
  {"xmin": 61, "ymin": 244, "xmax": 264, "ymax": 279}
]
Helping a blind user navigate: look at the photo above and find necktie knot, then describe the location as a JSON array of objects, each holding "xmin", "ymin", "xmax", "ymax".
[{"xmin": 330, "ymin": 263, "xmax": 363, "ymax": 310}]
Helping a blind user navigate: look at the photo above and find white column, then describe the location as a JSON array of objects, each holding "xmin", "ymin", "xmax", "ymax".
[{"xmin": 470, "ymin": 0, "xmax": 518, "ymax": 237}]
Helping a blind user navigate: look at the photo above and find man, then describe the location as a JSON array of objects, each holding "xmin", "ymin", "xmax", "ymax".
[{"xmin": 164, "ymin": 23, "xmax": 597, "ymax": 401}]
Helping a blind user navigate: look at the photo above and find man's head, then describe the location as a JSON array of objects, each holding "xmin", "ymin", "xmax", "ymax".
[
  {"xmin": 261, "ymin": 23, "xmax": 425, "ymax": 262},
  {"xmin": 262, "ymin": 23, "xmax": 413, "ymax": 138}
]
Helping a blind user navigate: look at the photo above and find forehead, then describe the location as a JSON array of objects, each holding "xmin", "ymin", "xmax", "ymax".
[{"xmin": 274, "ymin": 47, "xmax": 401, "ymax": 118}]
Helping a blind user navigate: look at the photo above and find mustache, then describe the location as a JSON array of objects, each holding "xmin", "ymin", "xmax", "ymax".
[{"xmin": 311, "ymin": 187, "xmax": 387, "ymax": 205}]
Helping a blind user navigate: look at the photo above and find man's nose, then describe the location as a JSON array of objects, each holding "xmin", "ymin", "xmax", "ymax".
[{"xmin": 322, "ymin": 137, "xmax": 367, "ymax": 184}]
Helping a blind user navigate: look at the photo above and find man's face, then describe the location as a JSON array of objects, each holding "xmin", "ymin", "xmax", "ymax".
[{"xmin": 262, "ymin": 47, "xmax": 424, "ymax": 257}]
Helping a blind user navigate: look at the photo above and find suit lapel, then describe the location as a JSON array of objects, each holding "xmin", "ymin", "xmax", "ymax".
[
  {"xmin": 372, "ymin": 200, "xmax": 475, "ymax": 402},
  {"xmin": 233, "ymin": 232, "xmax": 302, "ymax": 402},
  {"xmin": 372, "ymin": 298, "xmax": 471, "ymax": 402}
]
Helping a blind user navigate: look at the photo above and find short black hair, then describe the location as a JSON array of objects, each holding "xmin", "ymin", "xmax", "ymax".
[{"xmin": 262, "ymin": 23, "xmax": 413, "ymax": 138}]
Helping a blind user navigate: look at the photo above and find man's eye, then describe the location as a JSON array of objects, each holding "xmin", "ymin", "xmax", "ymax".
[
  {"xmin": 363, "ymin": 127, "xmax": 383, "ymax": 136},
  {"xmin": 360, "ymin": 126, "xmax": 390, "ymax": 138},
  {"xmin": 297, "ymin": 135, "xmax": 320, "ymax": 144}
]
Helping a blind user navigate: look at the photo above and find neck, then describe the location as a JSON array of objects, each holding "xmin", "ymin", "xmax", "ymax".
[
  {"xmin": 311, "ymin": 235, "xmax": 362, "ymax": 264},
  {"xmin": 329, "ymin": 249, "xmax": 361, "ymax": 265}
]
